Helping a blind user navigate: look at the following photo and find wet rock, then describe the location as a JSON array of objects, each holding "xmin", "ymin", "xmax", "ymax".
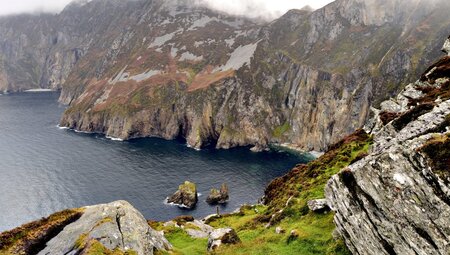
[
  {"xmin": 207, "ymin": 228, "xmax": 241, "ymax": 251},
  {"xmin": 38, "ymin": 201, "xmax": 171, "ymax": 255},
  {"xmin": 307, "ymin": 199, "xmax": 330, "ymax": 213},
  {"xmin": 167, "ymin": 181, "xmax": 198, "ymax": 209},
  {"xmin": 206, "ymin": 183, "xmax": 229, "ymax": 204}
]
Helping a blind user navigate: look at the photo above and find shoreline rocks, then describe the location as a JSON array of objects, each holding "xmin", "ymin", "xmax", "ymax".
[
  {"xmin": 206, "ymin": 183, "xmax": 229, "ymax": 204},
  {"xmin": 167, "ymin": 181, "xmax": 198, "ymax": 209}
]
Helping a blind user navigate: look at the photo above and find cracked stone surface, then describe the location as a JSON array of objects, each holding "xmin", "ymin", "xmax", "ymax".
[
  {"xmin": 326, "ymin": 52, "xmax": 450, "ymax": 254},
  {"xmin": 38, "ymin": 201, "xmax": 171, "ymax": 255}
]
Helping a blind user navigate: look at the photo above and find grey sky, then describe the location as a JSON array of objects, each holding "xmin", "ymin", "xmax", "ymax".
[{"xmin": 0, "ymin": 0, "xmax": 334, "ymax": 18}]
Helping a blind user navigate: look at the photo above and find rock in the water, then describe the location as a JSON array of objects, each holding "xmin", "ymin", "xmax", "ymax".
[
  {"xmin": 307, "ymin": 199, "xmax": 330, "ymax": 213},
  {"xmin": 206, "ymin": 183, "xmax": 229, "ymax": 204},
  {"xmin": 207, "ymin": 228, "xmax": 240, "ymax": 251},
  {"xmin": 167, "ymin": 181, "xmax": 198, "ymax": 209},
  {"xmin": 38, "ymin": 200, "xmax": 171, "ymax": 255}
]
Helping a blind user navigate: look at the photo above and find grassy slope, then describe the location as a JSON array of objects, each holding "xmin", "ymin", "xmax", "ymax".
[
  {"xmin": 0, "ymin": 209, "xmax": 84, "ymax": 255},
  {"xmin": 158, "ymin": 129, "xmax": 373, "ymax": 254}
]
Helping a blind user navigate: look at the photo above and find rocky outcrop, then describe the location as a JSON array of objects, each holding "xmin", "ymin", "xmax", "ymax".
[
  {"xmin": 167, "ymin": 181, "xmax": 198, "ymax": 209},
  {"xmin": 207, "ymin": 228, "xmax": 241, "ymax": 251},
  {"xmin": 1, "ymin": 201, "xmax": 171, "ymax": 255},
  {"xmin": 206, "ymin": 183, "xmax": 229, "ymax": 204},
  {"xmin": 326, "ymin": 41, "xmax": 450, "ymax": 255},
  {"xmin": 443, "ymin": 36, "xmax": 450, "ymax": 55},
  {"xmin": 38, "ymin": 201, "xmax": 171, "ymax": 255},
  {"xmin": 307, "ymin": 199, "xmax": 330, "ymax": 213}
]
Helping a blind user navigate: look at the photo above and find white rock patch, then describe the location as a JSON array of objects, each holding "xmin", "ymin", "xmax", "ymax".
[
  {"xmin": 148, "ymin": 30, "xmax": 181, "ymax": 48},
  {"xmin": 393, "ymin": 173, "xmax": 407, "ymax": 185},
  {"xmin": 109, "ymin": 66, "xmax": 161, "ymax": 84},
  {"xmin": 214, "ymin": 42, "xmax": 259, "ymax": 72},
  {"xmin": 179, "ymin": 52, "xmax": 203, "ymax": 61}
]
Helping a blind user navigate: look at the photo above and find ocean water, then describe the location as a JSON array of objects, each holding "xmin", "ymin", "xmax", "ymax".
[{"xmin": 0, "ymin": 92, "xmax": 312, "ymax": 232}]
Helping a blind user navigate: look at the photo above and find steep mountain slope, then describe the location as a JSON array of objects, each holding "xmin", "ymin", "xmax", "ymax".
[{"xmin": 1, "ymin": 0, "xmax": 450, "ymax": 151}]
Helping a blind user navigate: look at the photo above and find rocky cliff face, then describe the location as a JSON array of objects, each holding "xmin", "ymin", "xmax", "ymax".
[
  {"xmin": 1, "ymin": 0, "xmax": 450, "ymax": 151},
  {"xmin": 326, "ymin": 40, "xmax": 450, "ymax": 255}
]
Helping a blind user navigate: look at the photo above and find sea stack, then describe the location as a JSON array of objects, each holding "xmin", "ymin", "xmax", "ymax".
[
  {"xmin": 206, "ymin": 183, "xmax": 229, "ymax": 204},
  {"xmin": 167, "ymin": 181, "xmax": 198, "ymax": 209}
]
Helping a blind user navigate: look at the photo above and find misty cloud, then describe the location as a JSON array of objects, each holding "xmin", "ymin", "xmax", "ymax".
[
  {"xmin": 195, "ymin": 0, "xmax": 334, "ymax": 19},
  {"xmin": 0, "ymin": 0, "xmax": 334, "ymax": 19}
]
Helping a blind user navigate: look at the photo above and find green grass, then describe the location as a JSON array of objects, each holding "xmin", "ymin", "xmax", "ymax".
[
  {"xmin": 272, "ymin": 122, "xmax": 291, "ymax": 138},
  {"xmin": 162, "ymin": 227, "xmax": 208, "ymax": 255},
  {"xmin": 158, "ymin": 129, "xmax": 372, "ymax": 255}
]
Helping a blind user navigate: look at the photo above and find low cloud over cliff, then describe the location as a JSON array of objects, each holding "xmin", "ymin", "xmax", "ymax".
[{"xmin": 0, "ymin": 0, "xmax": 334, "ymax": 19}]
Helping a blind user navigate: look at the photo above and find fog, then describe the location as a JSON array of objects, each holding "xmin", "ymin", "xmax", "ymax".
[
  {"xmin": 196, "ymin": 0, "xmax": 334, "ymax": 19},
  {"xmin": 0, "ymin": 0, "xmax": 334, "ymax": 19}
]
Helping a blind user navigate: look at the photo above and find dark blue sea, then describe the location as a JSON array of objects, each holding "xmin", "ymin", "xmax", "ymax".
[{"xmin": 0, "ymin": 92, "xmax": 312, "ymax": 232}]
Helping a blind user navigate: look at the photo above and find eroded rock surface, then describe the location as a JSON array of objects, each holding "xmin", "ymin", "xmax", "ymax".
[
  {"xmin": 307, "ymin": 199, "xmax": 330, "ymax": 213},
  {"xmin": 38, "ymin": 201, "xmax": 171, "ymax": 255},
  {"xmin": 326, "ymin": 42, "xmax": 450, "ymax": 255}
]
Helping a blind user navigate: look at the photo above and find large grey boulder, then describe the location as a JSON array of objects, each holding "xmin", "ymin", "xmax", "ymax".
[
  {"xmin": 207, "ymin": 228, "xmax": 240, "ymax": 251},
  {"xmin": 307, "ymin": 199, "xmax": 330, "ymax": 213},
  {"xmin": 38, "ymin": 201, "xmax": 171, "ymax": 255}
]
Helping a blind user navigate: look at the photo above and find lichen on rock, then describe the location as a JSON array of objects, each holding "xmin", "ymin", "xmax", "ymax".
[{"xmin": 326, "ymin": 39, "xmax": 450, "ymax": 255}]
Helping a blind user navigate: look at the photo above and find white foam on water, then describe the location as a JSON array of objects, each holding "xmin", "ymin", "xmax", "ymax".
[{"xmin": 106, "ymin": 136, "xmax": 124, "ymax": 142}]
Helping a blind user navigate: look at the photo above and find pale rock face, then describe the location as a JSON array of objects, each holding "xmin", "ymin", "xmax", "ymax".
[
  {"xmin": 38, "ymin": 201, "xmax": 172, "ymax": 255},
  {"xmin": 325, "ymin": 45, "xmax": 450, "ymax": 254},
  {"xmin": 207, "ymin": 228, "xmax": 240, "ymax": 251},
  {"xmin": 443, "ymin": 36, "xmax": 450, "ymax": 55},
  {"xmin": 307, "ymin": 199, "xmax": 330, "ymax": 212}
]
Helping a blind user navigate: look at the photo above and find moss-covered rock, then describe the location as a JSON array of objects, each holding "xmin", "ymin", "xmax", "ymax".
[{"xmin": 167, "ymin": 181, "xmax": 198, "ymax": 209}]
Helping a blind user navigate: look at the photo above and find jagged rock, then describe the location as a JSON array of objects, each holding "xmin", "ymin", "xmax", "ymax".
[
  {"xmin": 167, "ymin": 181, "xmax": 198, "ymax": 209},
  {"xmin": 442, "ymin": 35, "xmax": 450, "ymax": 55},
  {"xmin": 307, "ymin": 199, "xmax": 330, "ymax": 213},
  {"xmin": 207, "ymin": 228, "xmax": 241, "ymax": 251},
  {"xmin": 206, "ymin": 183, "xmax": 229, "ymax": 204},
  {"xmin": 38, "ymin": 201, "xmax": 171, "ymax": 255},
  {"xmin": 275, "ymin": 227, "xmax": 285, "ymax": 234},
  {"xmin": 326, "ymin": 43, "xmax": 450, "ymax": 255}
]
